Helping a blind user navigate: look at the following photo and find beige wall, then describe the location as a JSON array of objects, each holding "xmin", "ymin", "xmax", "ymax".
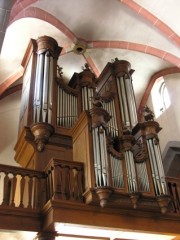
[{"xmin": 0, "ymin": 91, "xmax": 21, "ymax": 166}]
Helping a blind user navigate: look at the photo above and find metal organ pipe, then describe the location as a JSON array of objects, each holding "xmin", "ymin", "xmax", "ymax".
[
  {"xmin": 56, "ymin": 83, "xmax": 78, "ymax": 128},
  {"xmin": 103, "ymin": 100, "xmax": 118, "ymax": 137},
  {"xmin": 42, "ymin": 51, "xmax": 50, "ymax": 122},
  {"xmin": 33, "ymin": 50, "xmax": 54, "ymax": 124},
  {"xmin": 119, "ymin": 76, "xmax": 130, "ymax": 127},
  {"xmin": 110, "ymin": 154, "xmax": 124, "ymax": 188},
  {"xmin": 93, "ymin": 127, "xmax": 102, "ymax": 186},
  {"xmin": 125, "ymin": 150, "xmax": 137, "ymax": 192},
  {"xmin": 110, "ymin": 100, "xmax": 118, "ymax": 135},
  {"xmin": 136, "ymin": 162, "xmax": 150, "ymax": 192},
  {"xmin": 34, "ymin": 53, "xmax": 45, "ymax": 122},
  {"xmin": 92, "ymin": 128, "xmax": 99, "ymax": 185},
  {"xmin": 117, "ymin": 78, "xmax": 125, "ymax": 125},
  {"xmin": 147, "ymin": 138, "xmax": 167, "ymax": 195},
  {"xmin": 124, "ymin": 75, "xmax": 137, "ymax": 127},
  {"xmin": 81, "ymin": 86, "xmax": 94, "ymax": 111},
  {"xmin": 129, "ymin": 78, "xmax": 138, "ymax": 125},
  {"xmin": 154, "ymin": 141, "xmax": 167, "ymax": 194},
  {"xmin": 116, "ymin": 75, "xmax": 138, "ymax": 128},
  {"xmin": 92, "ymin": 126, "xmax": 109, "ymax": 187},
  {"xmin": 33, "ymin": 54, "xmax": 40, "ymax": 122},
  {"xmin": 48, "ymin": 55, "xmax": 54, "ymax": 122}
]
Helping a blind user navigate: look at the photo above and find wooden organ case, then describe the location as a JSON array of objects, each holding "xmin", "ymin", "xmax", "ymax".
[{"xmin": 15, "ymin": 36, "xmax": 170, "ymax": 215}]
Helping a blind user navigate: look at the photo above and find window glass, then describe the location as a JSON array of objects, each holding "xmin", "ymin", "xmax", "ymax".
[{"xmin": 151, "ymin": 77, "xmax": 171, "ymax": 118}]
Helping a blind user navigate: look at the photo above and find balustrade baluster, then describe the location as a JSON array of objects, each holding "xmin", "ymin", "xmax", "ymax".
[
  {"xmin": 61, "ymin": 166, "xmax": 66, "ymax": 199},
  {"xmin": 34, "ymin": 177, "xmax": 41, "ymax": 208},
  {"xmin": 19, "ymin": 175, "xmax": 25, "ymax": 208},
  {"xmin": 52, "ymin": 165, "xmax": 58, "ymax": 199},
  {"xmin": 48, "ymin": 169, "xmax": 54, "ymax": 198},
  {"xmin": 61, "ymin": 166, "xmax": 70, "ymax": 199},
  {"xmin": 77, "ymin": 168, "xmax": 83, "ymax": 200},
  {"xmin": 58, "ymin": 165, "xmax": 63, "ymax": 199},
  {"xmin": 2, "ymin": 172, "xmax": 10, "ymax": 205},
  {"xmin": 10, "ymin": 174, "xmax": 17, "ymax": 207},
  {"xmin": 69, "ymin": 167, "xmax": 75, "ymax": 200},
  {"xmin": 27, "ymin": 176, "xmax": 33, "ymax": 208},
  {"xmin": 172, "ymin": 183, "xmax": 180, "ymax": 212}
]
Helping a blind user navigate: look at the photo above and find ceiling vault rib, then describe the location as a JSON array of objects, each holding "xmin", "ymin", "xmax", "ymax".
[
  {"xmin": 9, "ymin": 7, "xmax": 77, "ymax": 43},
  {"xmin": 0, "ymin": 68, "xmax": 24, "ymax": 97},
  {"xmin": 10, "ymin": 0, "xmax": 38, "ymax": 22},
  {"xmin": 119, "ymin": 0, "xmax": 180, "ymax": 47},
  {"xmin": 87, "ymin": 41, "xmax": 180, "ymax": 67}
]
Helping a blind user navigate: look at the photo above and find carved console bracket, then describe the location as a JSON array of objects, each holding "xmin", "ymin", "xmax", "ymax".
[
  {"xmin": 95, "ymin": 187, "xmax": 113, "ymax": 208},
  {"xmin": 90, "ymin": 107, "xmax": 111, "ymax": 129},
  {"xmin": 30, "ymin": 122, "xmax": 54, "ymax": 152},
  {"xmin": 129, "ymin": 192, "xmax": 140, "ymax": 209},
  {"xmin": 156, "ymin": 195, "xmax": 171, "ymax": 214}
]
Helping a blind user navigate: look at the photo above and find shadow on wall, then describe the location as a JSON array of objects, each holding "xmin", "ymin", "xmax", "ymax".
[
  {"xmin": 0, "ymin": 91, "xmax": 21, "ymax": 166},
  {"xmin": 162, "ymin": 141, "xmax": 180, "ymax": 177}
]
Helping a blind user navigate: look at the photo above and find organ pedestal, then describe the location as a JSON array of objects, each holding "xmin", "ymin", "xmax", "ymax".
[{"xmin": 15, "ymin": 36, "xmax": 170, "ymax": 214}]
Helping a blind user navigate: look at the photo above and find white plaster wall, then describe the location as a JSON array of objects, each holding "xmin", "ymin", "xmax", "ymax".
[
  {"xmin": 0, "ymin": 91, "xmax": 21, "ymax": 166},
  {"xmin": 147, "ymin": 73, "xmax": 180, "ymax": 152}
]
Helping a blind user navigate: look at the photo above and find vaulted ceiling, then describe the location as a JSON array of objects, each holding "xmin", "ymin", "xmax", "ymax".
[{"xmin": 0, "ymin": 0, "xmax": 180, "ymax": 110}]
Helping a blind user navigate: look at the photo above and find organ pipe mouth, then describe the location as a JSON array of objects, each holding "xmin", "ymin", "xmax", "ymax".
[{"xmin": 73, "ymin": 40, "xmax": 87, "ymax": 55}]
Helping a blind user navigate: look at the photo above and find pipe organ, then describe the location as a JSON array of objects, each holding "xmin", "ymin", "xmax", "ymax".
[{"xmin": 16, "ymin": 36, "xmax": 170, "ymax": 214}]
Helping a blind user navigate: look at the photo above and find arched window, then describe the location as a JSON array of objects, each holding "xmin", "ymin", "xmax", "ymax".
[{"xmin": 151, "ymin": 77, "xmax": 171, "ymax": 118}]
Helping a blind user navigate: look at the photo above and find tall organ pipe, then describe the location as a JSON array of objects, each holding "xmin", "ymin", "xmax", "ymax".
[
  {"xmin": 116, "ymin": 75, "xmax": 137, "ymax": 129},
  {"xmin": 48, "ymin": 55, "xmax": 54, "ymax": 121},
  {"xmin": 81, "ymin": 86, "xmax": 94, "ymax": 111},
  {"xmin": 147, "ymin": 138, "xmax": 167, "ymax": 195},
  {"xmin": 92, "ymin": 126, "xmax": 109, "ymax": 187},
  {"xmin": 42, "ymin": 51, "xmax": 50, "ymax": 122},
  {"xmin": 33, "ymin": 52, "xmax": 54, "ymax": 123},
  {"xmin": 103, "ymin": 99, "xmax": 118, "ymax": 137},
  {"xmin": 90, "ymin": 103, "xmax": 111, "ymax": 187},
  {"xmin": 34, "ymin": 53, "xmax": 45, "ymax": 122},
  {"xmin": 136, "ymin": 162, "xmax": 150, "ymax": 192},
  {"xmin": 56, "ymin": 82, "xmax": 78, "ymax": 128},
  {"xmin": 33, "ymin": 54, "xmax": 40, "ymax": 122},
  {"xmin": 124, "ymin": 75, "xmax": 138, "ymax": 127},
  {"xmin": 110, "ymin": 154, "xmax": 124, "ymax": 188},
  {"xmin": 32, "ymin": 36, "xmax": 62, "ymax": 125},
  {"xmin": 125, "ymin": 150, "xmax": 137, "ymax": 192}
]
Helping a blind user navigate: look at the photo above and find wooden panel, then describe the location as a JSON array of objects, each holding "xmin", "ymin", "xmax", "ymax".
[
  {"xmin": 42, "ymin": 200, "xmax": 180, "ymax": 236},
  {"xmin": 71, "ymin": 112, "xmax": 95, "ymax": 189}
]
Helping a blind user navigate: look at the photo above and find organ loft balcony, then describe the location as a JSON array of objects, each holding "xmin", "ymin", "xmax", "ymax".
[{"xmin": 0, "ymin": 36, "xmax": 180, "ymax": 240}]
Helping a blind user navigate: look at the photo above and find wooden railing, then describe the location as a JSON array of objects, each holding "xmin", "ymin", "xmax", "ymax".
[
  {"xmin": 0, "ymin": 164, "xmax": 47, "ymax": 209},
  {"xmin": 45, "ymin": 159, "xmax": 84, "ymax": 201},
  {"xmin": 0, "ymin": 162, "xmax": 179, "ymax": 216},
  {"xmin": 0, "ymin": 159, "xmax": 84, "ymax": 210},
  {"xmin": 166, "ymin": 176, "xmax": 180, "ymax": 213}
]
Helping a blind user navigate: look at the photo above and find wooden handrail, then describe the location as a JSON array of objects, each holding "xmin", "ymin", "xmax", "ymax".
[{"xmin": 0, "ymin": 163, "xmax": 46, "ymax": 177}]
